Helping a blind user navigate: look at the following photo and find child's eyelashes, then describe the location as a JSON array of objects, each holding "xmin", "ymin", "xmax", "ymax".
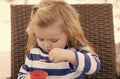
[
  {"xmin": 38, "ymin": 38, "xmax": 58, "ymax": 43},
  {"xmin": 51, "ymin": 40, "xmax": 58, "ymax": 43}
]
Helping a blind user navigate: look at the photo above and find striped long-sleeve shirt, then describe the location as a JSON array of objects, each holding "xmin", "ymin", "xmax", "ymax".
[{"xmin": 17, "ymin": 46, "xmax": 100, "ymax": 79}]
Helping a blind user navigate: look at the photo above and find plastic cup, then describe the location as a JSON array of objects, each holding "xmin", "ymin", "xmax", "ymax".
[{"xmin": 30, "ymin": 70, "xmax": 48, "ymax": 79}]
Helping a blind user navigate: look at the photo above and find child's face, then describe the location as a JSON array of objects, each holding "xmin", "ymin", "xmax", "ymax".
[{"xmin": 34, "ymin": 22, "xmax": 68, "ymax": 53}]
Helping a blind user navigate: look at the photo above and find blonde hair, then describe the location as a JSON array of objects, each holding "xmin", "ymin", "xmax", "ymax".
[{"xmin": 26, "ymin": 0, "xmax": 94, "ymax": 55}]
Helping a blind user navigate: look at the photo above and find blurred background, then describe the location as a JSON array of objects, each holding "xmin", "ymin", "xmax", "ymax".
[{"xmin": 0, "ymin": 0, "xmax": 120, "ymax": 79}]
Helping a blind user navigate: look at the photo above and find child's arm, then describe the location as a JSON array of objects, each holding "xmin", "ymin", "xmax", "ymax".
[
  {"xmin": 17, "ymin": 48, "xmax": 38, "ymax": 79},
  {"xmin": 17, "ymin": 53, "xmax": 31, "ymax": 79},
  {"xmin": 73, "ymin": 50, "xmax": 100, "ymax": 75},
  {"xmin": 49, "ymin": 47, "xmax": 100, "ymax": 75}
]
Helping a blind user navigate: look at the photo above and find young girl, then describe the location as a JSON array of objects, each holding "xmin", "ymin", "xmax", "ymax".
[{"xmin": 17, "ymin": 0, "xmax": 100, "ymax": 79}]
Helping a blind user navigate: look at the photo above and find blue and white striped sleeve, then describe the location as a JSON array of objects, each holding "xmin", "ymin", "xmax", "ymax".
[
  {"xmin": 17, "ymin": 48, "xmax": 39, "ymax": 79},
  {"xmin": 17, "ymin": 55, "xmax": 29, "ymax": 79},
  {"xmin": 17, "ymin": 52, "xmax": 32, "ymax": 79},
  {"xmin": 74, "ymin": 49, "xmax": 101, "ymax": 75}
]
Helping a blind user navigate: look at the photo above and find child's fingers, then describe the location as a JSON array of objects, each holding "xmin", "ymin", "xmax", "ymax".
[{"xmin": 49, "ymin": 54, "xmax": 54, "ymax": 62}]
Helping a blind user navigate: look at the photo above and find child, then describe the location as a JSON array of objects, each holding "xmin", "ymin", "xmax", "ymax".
[{"xmin": 17, "ymin": 0, "xmax": 100, "ymax": 79}]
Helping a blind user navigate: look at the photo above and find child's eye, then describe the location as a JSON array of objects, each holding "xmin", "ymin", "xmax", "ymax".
[{"xmin": 51, "ymin": 40, "xmax": 58, "ymax": 43}]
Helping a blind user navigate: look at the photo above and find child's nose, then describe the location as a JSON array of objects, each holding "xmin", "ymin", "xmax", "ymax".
[{"xmin": 43, "ymin": 41, "xmax": 52, "ymax": 50}]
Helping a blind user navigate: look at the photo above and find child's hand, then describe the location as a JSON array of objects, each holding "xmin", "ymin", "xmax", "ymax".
[
  {"xmin": 49, "ymin": 48, "xmax": 67, "ymax": 63},
  {"xmin": 49, "ymin": 48, "xmax": 76, "ymax": 65}
]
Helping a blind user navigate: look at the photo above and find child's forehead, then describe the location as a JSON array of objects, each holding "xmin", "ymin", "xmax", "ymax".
[
  {"xmin": 44, "ymin": 21, "xmax": 63, "ymax": 27},
  {"xmin": 36, "ymin": 30, "xmax": 65, "ymax": 40}
]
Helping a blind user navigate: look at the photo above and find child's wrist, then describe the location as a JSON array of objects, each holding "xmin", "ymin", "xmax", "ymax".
[
  {"xmin": 65, "ymin": 50, "xmax": 76, "ymax": 64},
  {"xmin": 66, "ymin": 50, "xmax": 77, "ymax": 66}
]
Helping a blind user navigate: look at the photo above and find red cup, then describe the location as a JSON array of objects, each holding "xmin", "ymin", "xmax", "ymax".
[{"xmin": 30, "ymin": 70, "xmax": 48, "ymax": 79}]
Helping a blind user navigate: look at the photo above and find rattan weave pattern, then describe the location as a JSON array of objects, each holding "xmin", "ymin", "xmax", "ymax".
[
  {"xmin": 11, "ymin": 5, "xmax": 33, "ymax": 79},
  {"xmin": 11, "ymin": 4, "xmax": 116, "ymax": 79}
]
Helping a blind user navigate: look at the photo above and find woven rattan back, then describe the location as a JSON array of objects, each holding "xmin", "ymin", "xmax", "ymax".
[{"xmin": 11, "ymin": 4, "xmax": 116, "ymax": 79}]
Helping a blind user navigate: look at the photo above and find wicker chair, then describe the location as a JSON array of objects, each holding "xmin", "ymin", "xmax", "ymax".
[{"xmin": 11, "ymin": 4, "xmax": 116, "ymax": 79}]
